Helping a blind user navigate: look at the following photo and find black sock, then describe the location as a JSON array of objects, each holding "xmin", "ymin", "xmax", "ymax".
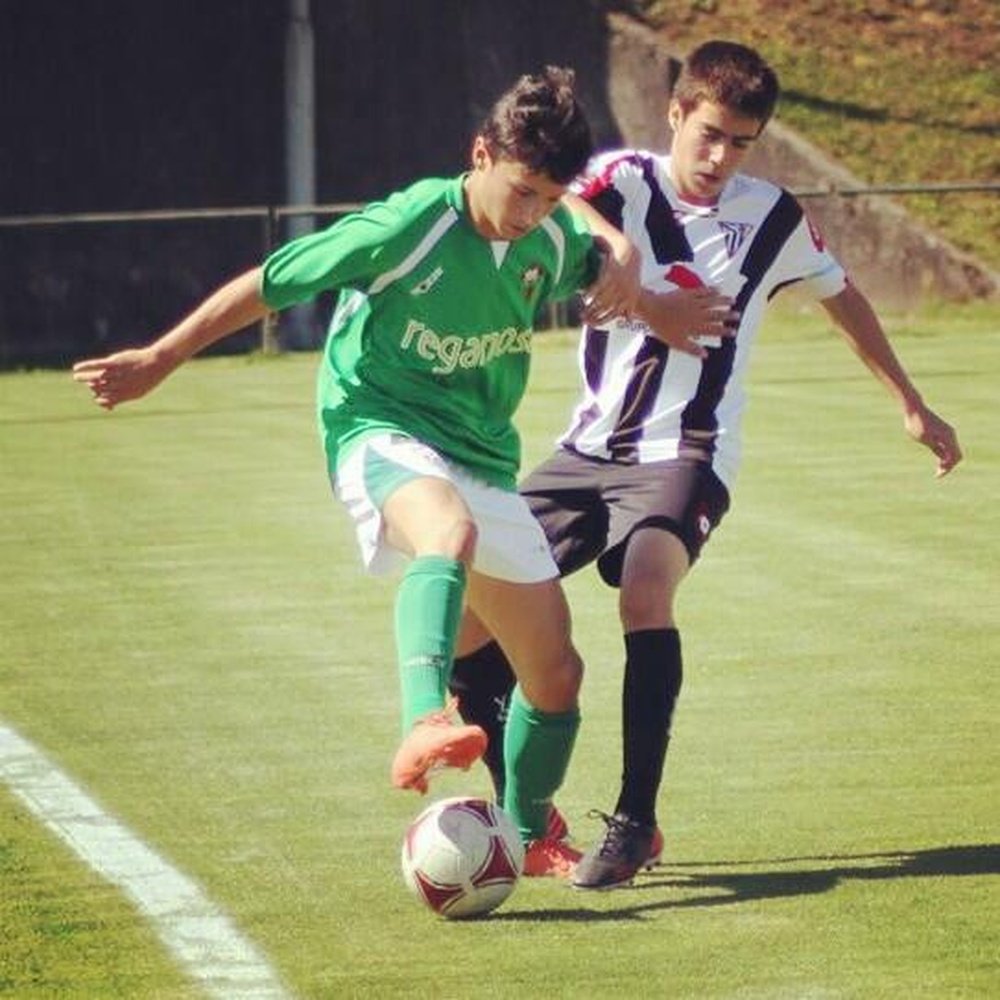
[
  {"xmin": 615, "ymin": 628, "xmax": 682, "ymax": 827},
  {"xmin": 449, "ymin": 640, "xmax": 516, "ymax": 802}
]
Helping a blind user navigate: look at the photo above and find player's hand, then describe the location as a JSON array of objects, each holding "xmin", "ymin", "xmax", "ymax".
[
  {"xmin": 72, "ymin": 345, "xmax": 174, "ymax": 410},
  {"xmin": 637, "ymin": 287, "xmax": 740, "ymax": 358},
  {"xmin": 581, "ymin": 236, "xmax": 642, "ymax": 324},
  {"xmin": 904, "ymin": 405, "xmax": 962, "ymax": 477}
]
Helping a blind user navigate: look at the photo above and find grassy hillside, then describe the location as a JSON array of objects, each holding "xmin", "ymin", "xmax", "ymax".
[{"xmin": 630, "ymin": 0, "xmax": 999, "ymax": 272}]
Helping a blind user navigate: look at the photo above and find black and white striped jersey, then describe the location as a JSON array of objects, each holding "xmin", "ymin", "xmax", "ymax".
[{"xmin": 562, "ymin": 149, "xmax": 847, "ymax": 488}]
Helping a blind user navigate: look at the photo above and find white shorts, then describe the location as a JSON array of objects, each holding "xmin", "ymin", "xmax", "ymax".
[{"xmin": 332, "ymin": 432, "xmax": 558, "ymax": 583}]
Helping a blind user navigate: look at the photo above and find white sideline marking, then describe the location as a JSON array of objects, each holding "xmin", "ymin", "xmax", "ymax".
[{"xmin": 0, "ymin": 723, "xmax": 292, "ymax": 999}]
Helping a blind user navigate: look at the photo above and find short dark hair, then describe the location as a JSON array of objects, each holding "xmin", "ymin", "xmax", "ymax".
[
  {"xmin": 672, "ymin": 40, "xmax": 779, "ymax": 127},
  {"xmin": 478, "ymin": 66, "xmax": 593, "ymax": 184}
]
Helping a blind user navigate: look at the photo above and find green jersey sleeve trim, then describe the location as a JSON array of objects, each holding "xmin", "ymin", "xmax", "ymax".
[
  {"xmin": 368, "ymin": 206, "xmax": 460, "ymax": 295},
  {"xmin": 537, "ymin": 215, "xmax": 567, "ymax": 288},
  {"xmin": 260, "ymin": 177, "xmax": 463, "ymax": 312},
  {"xmin": 539, "ymin": 204, "xmax": 602, "ymax": 301}
]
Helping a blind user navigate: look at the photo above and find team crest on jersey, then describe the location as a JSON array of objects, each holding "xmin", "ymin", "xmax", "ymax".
[
  {"xmin": 719, "ymin": 221, "xmax": 754, "ymax": 257},
  {"xmin": 410, "ymin": 266, "xmax": 444, "ymax": 296},
  {"xmin": 520, "ymin": 263, "xmax": 544, "ymax": 300}
]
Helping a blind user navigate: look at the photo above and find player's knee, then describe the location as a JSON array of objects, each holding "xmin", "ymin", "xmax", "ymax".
[
  {"xmin": 520, "ymin": 644, "xmax": 582, "ymax": 712},
  {"xmin": 618, "ymin": 579, "xmax": 674, "ymax": 631},
  {"xmin": 438, "ymin": 516, "xmax": 478, "ymax": 564},
  {"xmin": 555, "ymin": 644, "xmax": 583, "ymax": 701}
]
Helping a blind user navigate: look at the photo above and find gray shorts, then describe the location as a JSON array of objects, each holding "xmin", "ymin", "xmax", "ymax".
[{"xmin": 520, "ymin": 448, "xmax": 730, "ymax": 587}]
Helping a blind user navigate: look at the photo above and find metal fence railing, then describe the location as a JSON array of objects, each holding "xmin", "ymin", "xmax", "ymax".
[
  {"xmin": 1, "ymin": 182, "xmax": 997, "ymax": 363},
  {"xmin": 791, "ymin": 181, "xmax": 1000, "ymax": 199},
  {"xmin": 4, "ymin": 183, "xmax": 994, "ymax": 230}
]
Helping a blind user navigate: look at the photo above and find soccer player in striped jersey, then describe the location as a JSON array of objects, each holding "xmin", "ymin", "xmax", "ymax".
[
  {"xmin": 450, "ymin": 41, "xmax": 962, "ymax": 889},
  {"xmin": 74, "ymin": 67, "xmax": 727, "ymax": 878}
]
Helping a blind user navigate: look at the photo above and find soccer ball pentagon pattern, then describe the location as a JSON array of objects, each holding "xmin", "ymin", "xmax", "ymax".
[{"xmin": 401, "ymin": 796, "xmax": 524, "ymax": 919}]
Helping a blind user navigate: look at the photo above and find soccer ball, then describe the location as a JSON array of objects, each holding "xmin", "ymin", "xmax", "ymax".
[{"xmin": 401, "ymin": 797, "xmax": 524, "ymax": 919}]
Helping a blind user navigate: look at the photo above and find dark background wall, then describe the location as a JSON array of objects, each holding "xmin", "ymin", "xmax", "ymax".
[
  {"xmin": 0, "ymin": 0, "xmax": 620, "ymax": 367},
  {"xmin": 312, "ymin": 0, "xmax": 622, "ymax": 199},
  {"xmin": 1, "ymin": 2, "xmax": 286, "ymax": 214},
  {"xmin": 4, "ymin": 1, "xmax": 991, "ymax": 368}
]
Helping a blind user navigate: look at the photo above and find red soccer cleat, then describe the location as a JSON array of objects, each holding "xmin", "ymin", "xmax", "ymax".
[
  {"xmin": 523, "ymin": 837, "xmax": 582, "ymax": 879},
  {"xmin": 391, "ymin": 704, "xmax": 487, "ymax": 794}
]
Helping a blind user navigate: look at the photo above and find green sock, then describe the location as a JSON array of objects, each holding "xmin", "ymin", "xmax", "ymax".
[
  {"xmin": 395, "ymin": 555, "xmax": 466, "ymax": 734},
  {"xmin": 502, "ymin": 685, "xmax": 580, "ymax": 842}
]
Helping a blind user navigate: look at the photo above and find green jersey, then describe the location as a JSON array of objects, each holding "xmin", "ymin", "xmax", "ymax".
[{"xmin": 261, "ymin": 175, "xmax": 600, "ymax": 490}]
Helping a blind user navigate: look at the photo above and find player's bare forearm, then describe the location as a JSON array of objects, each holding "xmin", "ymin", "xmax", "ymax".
[
  {"xmin": 564, "ymin": 192, "xmax": 739, "ymax": 344},
  {"xmin": 564, "ymin": 193, "xmax": 641, "ymax": 322},
  {"xmin": 822, "ymin": 283, "xmax": 921, "ymax": 406},
  {"xmin": 822, "ymin": 282, "xmax": 963, "ymax": 476},
  {"xmin": 73, "ymin": 268, "xmax": 270, "ymax": 410},
  {"xmin": 635, "ymin": 287, "xmax": 739, "ymax": 358},
  {"xmin": 583, "ymin": 238, "xmax": 641, "ymax": 324}
]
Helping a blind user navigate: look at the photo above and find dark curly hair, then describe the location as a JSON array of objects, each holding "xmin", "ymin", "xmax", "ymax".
[{"xmin": 478, "ymin": 66, "xmax": 593, "ymax": 184}]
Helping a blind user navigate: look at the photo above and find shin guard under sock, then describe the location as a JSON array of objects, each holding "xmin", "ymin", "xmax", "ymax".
[
  {"xmin": 395, "ymin": 555, "xmax": 466, "ymax": 734},
  {"xmin": 503, "ymin": 685, "xmax": 579, "ymax": 842},
  {"xmin": 615, "ymin": 628, "xmax": 682, "ymax": 826}
]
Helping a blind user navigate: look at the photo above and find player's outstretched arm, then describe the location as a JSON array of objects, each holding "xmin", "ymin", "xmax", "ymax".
[
  {"xmin": 634, "ymin": 286, "xmax": 739, "ymax": 358},
  {"xmin": 563, "ymin": 192, "xmax": 641, "ymax": 323},
  {"xmin": 821, "ymin": 282, "xmax": 962, "ymax": 477},
  {"xmin": 73, "ymin": 268, "xmax": 270, "ymax": 410},
  {"xmin": 583, "ymin": 234, "xmax": 641, "ymax": 324},
  {"xmin": 563, "ymin": 191, "xmax": 738, "ymax": 352}
]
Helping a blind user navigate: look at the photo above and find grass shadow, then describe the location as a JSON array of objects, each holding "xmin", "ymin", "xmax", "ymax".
[
  {"xmin": 782, "ymin": 90, "xmax": 1000, "ymax": 137},
  {"xmin": 495, "ymin": 843, "xmax": 1000, "ymax": 923}
]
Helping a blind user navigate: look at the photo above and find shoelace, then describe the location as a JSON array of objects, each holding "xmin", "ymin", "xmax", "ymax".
[{"xmin": 587, "ymin": 809, "xmax": 640, "ymax": 858}]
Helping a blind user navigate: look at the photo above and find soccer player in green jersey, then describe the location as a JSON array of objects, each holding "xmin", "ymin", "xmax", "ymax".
[{"xmin": 73, "ymin": 67, "xmax": 730, "ymax": 878}]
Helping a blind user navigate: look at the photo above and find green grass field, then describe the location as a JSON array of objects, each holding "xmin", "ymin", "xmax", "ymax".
[{"xmin": 1, "ymin": 306, "xmax": 998, "ymax": 998}]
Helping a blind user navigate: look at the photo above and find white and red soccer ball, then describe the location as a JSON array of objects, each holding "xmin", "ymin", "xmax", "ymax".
[{"xmin": 401, "ymin": 797, "xmax": 524, "ymax": 919}]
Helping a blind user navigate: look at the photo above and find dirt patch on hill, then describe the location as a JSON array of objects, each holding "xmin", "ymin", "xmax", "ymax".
[
  {"xmin": 623, "ymin": 0, "xmax": 999, "ymax": 274},
  {"xmin": 651, "ymin": 0, "xmax": 997, "ymax": 68}
]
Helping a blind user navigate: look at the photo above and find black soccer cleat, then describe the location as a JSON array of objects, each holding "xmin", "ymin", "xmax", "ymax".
[{"xmin": 571, "ymin": 810, "xmax": 658, "ymax": 890}]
